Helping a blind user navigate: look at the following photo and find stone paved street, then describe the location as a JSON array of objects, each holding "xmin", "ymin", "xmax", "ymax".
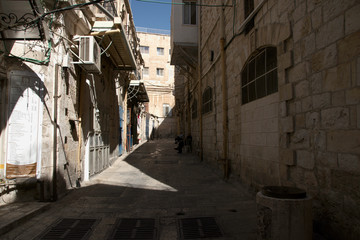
[{"xmin": 1, "ymin": 139, "xmax": 257, "ymax": 240}]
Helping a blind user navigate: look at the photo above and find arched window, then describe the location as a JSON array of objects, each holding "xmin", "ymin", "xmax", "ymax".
[
  {"xmin": 202, "ymin": 87, "xmax": 212, "ymax": 114},
  {"xmin": 241, "ymin": 47, "xmax": 278, "ymax": 104}
]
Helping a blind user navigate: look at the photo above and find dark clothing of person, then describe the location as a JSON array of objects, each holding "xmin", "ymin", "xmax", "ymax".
[
  {"xmin": 175, "ymin": 135, "xmax": 184, "ymax": 153},
  {"xmin": 185, "ymin": 135, "xmax": 192, "ymax": 152}
]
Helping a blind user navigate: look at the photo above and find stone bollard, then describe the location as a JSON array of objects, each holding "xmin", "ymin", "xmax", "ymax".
[{"xmin": 256, "ymin": 186, "xmax": 313, "ymax": 240}]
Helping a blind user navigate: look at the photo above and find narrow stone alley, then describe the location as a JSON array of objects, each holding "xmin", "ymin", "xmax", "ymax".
[{"xmin": 1, "ymin": 139, "xmax": 257, "ymax": 240}]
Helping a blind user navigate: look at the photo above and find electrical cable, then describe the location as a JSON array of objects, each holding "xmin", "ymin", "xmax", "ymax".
[
  {"xmin": 135, "ymin": 0, "xmax": 233, "ymax": 7},
  {"xmin": 101, "ymin": 41, "xmax": 113, "ymax": 55},
  {"xmin": 1, "ymin": 0, "xmax": 60, "ymax": 64},
  {"xmin": 4, "ymin": 0, "xmax": 103, "ymax": 30},
  {"xmin": 2, "ymin": 0, "xmax": 114, "ymax": 64},
  {"xmin": 50, "ymin": 29, "xmax": 77, "ymax": 47}
]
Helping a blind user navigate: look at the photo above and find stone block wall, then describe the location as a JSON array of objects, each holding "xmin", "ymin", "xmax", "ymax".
[
  {"xmin": 0, "ymin": 4, "xmax": 128, "ymax": 201},
  {"xmin": 139, "ymin": 32, "xmax": 176, "ymax": 138},
  {"xmin": 239, "ymin": 93, "xmax": 280, "ymax": 186},
  {"xmin": 197, "ymin": 0, "xmax": 360, "ymax": 238},
  {"xmin": 281, "ymin": 1, "xmax": 359, "ymax": 238}
]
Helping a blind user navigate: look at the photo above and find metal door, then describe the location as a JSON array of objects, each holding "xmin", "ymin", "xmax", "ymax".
[{"xmin": 88, "ymin": 132, "xmax": 109, "ymax": 177}]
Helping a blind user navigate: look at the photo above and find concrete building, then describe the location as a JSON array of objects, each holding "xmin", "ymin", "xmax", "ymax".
[
  {"xmin": 138, "ymin": 28, "xmax": 176, "ymax": 139},
  {"xmin": 171, "ymin": 0, "xmax": 360, "ymax": 239},
  {"xmin": 0, "ymin": 0, "xmax": 147, "ymax": 202}
]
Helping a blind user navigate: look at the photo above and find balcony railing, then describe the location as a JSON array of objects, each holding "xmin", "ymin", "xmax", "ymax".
[{"xmin": 96, "ymin": 0, "xmax": 118, "ymax": 20}]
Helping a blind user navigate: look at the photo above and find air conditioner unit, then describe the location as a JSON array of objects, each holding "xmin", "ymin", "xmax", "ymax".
[{"xmin": 73, "ymin": 36, "xmax": 101, "ymax": 73}]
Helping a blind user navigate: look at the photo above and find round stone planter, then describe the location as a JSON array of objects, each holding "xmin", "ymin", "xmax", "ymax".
[{"xmin": 256, "ymin": 186, "xmax": 313, "ymax": 240}]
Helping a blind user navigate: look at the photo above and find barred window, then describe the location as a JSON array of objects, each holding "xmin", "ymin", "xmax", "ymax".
[
  {"xmin": 202, "ymin": 87, "xmax": 212, "ymax": 114},
  {"xmin": 241, "ymin": 47, "xmax": 278, "ymax": 104}
]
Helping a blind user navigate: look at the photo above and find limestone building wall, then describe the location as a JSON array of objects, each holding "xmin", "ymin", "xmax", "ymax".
[
  {"xmin": 138, "ymin": 31, "xmax": 177, "ymax": 138},
  {"xmin": 0, "ymin": 0, "xmax": 140, "ymax": 202},
  {"xmin": 197, "ymin": 0, "xmax": 360, "ymax": 238}
]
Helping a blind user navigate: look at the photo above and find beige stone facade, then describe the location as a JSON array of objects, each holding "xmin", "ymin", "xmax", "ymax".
[
  {"xmin": 138, "ymin": 30, "xmax": 176, "ymax": 138},
  {"xmin": 171, "ymin": 0, "xmax": 360, "ymax": 238},
  {"xmin": 0, "ymin": 0, "xmax": 144, "ymax": 202}
]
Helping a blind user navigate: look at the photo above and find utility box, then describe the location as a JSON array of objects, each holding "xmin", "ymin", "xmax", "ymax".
[{"xmin": 256, "ymin": 186, "xmax": 313, "ymax": 240}]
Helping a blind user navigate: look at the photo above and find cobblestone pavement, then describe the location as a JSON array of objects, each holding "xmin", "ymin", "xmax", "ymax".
[{"xmin": 1, "ymin": 139, "xmax": 257, "ymax": 240}]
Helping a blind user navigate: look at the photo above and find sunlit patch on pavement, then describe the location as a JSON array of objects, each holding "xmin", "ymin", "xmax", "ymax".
[{"xmin": 89, "ymin": 161, "xmax": 178, "ymax": 192}]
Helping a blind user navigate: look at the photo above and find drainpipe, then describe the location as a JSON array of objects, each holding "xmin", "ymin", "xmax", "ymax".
[
  {"xmin": 198, "ymin": 0, "xmax": 203, "ymax": 161},
  {"xmin": 187, "ymin": 73, "xmax": 191, "ymax": 135},
  {"xmin": 76, "ymin": 71, "xmax": 84, "ymax": 187},
  {"xmin": 52, "ymin": 64, "xmax": 60, "ymax": 201},
  {"xmin": 220, "ymin": 5, "xmax": 229, "ymax": 179}
]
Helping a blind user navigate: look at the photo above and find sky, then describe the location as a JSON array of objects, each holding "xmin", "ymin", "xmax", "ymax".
[{"xmin": 129, "ymin": 0, "xmax": 172, "ymax": 30}]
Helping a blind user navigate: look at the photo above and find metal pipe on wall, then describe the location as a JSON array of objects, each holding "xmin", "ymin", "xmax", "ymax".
[
  {"xmin": 76, "ymin": 71, "xmax": 84, "ymax": 187},
  {"xmin": 198, "ymin": 0, "xmax": 203, "ymax": 161},
  {"xmin": 220, "ymin": 5, "xmax": 229, "ymax": 179},
  {"xmin": 187, "ymin": 72, "xmax": 191, "ymax": 136},
  {"xmin": 52, "ymin": 64, "xmax": 60, "ymax": 201}
]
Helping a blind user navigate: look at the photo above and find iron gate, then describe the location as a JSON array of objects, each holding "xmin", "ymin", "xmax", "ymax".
[{"xmin": 88, "ymin": 132, "xmax": 109, "ymax": 177}]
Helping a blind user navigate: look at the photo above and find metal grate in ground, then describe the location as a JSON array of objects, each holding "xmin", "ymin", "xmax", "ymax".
[
  {"xmin": 36, "ymin": 218, "xmax": 98, "ymax": 240},
  {"xmin": 108, "ymin": 218, "xmax": 158, "ymax": 240},
  {"xmin": 178, "ymin": 217, "xmax": 223, "ymax": 239}
]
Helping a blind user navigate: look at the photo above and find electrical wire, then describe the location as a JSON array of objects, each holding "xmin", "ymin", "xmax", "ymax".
[
  {"xmin": 2, "ymin": 0, "xmax": 114, "ymax": 65},
  {"xmin": 135, "ymin": 0, "xmax": 233, "ymax": 7},
  {"xmin": 1, "ymin": 0, "xmax": 60, "ymax": 64},
  {"xmin": 4, "ymin": 0, "xmax": 103, "ymax": 31}
]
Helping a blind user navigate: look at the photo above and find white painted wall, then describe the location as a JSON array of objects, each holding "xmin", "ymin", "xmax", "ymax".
[{"xmin": 171, "ymin": 0, "xmax": 198, "ymax": 46}]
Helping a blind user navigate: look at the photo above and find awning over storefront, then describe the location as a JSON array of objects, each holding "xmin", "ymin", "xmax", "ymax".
[
  {"xmin": 91, "ymin": 18, "xmax": 136, "ymax": 70},
  {"xmin": 128, "ymin": 80, "xmax": 149, "ymax": 103}
]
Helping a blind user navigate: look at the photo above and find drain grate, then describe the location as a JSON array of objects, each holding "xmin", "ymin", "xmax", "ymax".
[
  {"xmin": 178, "ymin": 217, "xmax": 223, "ymax": 239},
  {"xmin": 37, "ymin": 218, "xmax": 98, "ymax": 240},
  {"xmin": 108, "ymin": 218, "xmax": 157, "ymax": 240}
]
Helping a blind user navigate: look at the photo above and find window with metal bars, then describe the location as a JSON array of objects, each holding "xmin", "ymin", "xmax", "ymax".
[
  {"xmin": 202, "ymin": 87, "xmax": 212, "ymax": 114},
  {"xmin": 241, "ymin": 47, "xmax": 278, "ymax": 104}
]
